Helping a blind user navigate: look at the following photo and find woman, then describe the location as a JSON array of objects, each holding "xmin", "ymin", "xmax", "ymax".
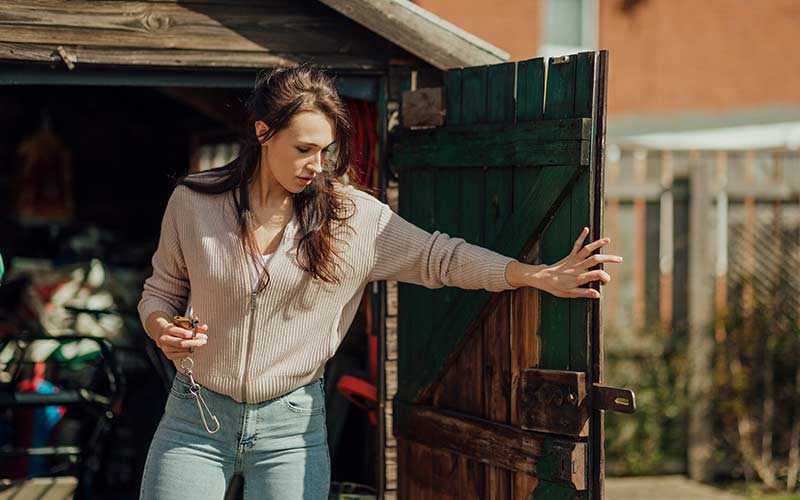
[{"xmin": 137, "ymin": 65, "xmax": 622, "ymax": 499}]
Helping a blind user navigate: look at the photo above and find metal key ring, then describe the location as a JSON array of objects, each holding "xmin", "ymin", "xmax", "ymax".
[{"xmin": 180, "ymin": 356, "xmax": 194, "ymax": 372}]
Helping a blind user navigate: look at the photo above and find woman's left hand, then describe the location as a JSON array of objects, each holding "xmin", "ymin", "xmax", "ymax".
[{"xmin": 505, "ymin": 227, "xmax": 622, "ymax": 299}]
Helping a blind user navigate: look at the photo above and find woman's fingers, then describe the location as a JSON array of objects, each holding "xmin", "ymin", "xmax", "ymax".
[
  {"xmin": 158, "ymin": 333, "xmax": 208, "ymax": 351},
  {"xmin": 578, "ymin": 253, "xmax": 623, "ymax": 269},
  {"xmin": 161, "ymin": 324, "xmax": 209, "ymax": 342},
  {"xmin": 571, "ymin": 227, "xmax": 590, "ymax": 255},
  {"xmin": 156, "ymin": 318, "xmax": 210, "ymax": 360},
  {"xmin": 161, "ymin": 339, "xmax": 206, "ymax": 360},
  {"xmin": 579, "ymin": 236, "xmax": 611, "ymax": 259},
  {"xmin": 578, "ymin": 269, "xmax": 611, "ymax": 286},
  {"xmin": 565, "ymin": 287, "xmax": 601, "ymax": 299},
  {"xmin": 164, "ymin": 324, "xmax": 195, "ymax": 339}
]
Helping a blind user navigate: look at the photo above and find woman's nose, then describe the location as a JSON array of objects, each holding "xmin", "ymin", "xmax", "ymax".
[{"xmin": 309, "ymin": 152, "xmax": 324, "ymax": 173}]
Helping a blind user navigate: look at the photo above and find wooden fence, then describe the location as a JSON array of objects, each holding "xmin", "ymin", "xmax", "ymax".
[
  {"xmin": 602, "ymin": 147, "xmax": 800, "ymax": 345},
  {"xmin": 602, "ymin": 146, "xmax": 800, "ymax": 483}
]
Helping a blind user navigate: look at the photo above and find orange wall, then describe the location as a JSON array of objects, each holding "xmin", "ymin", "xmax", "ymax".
[
  {"xmin": 412, "ymin": 0, "xmax": 541, "ymax": 62},
  {"xmin": 601, "ymin": 0, "xmax": 800, "ymax": 116},
  {"xmin": 413, "ymin": 0, "xmax": 800, "ymax": 118}
]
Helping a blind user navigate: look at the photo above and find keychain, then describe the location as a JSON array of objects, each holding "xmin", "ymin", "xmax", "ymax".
[{"xmin": 172, "ymin": 307, "xmax": 220, "ymax": 434}]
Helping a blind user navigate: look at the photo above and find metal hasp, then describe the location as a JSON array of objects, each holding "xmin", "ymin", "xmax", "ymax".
[
  {"xmin": 519, "ymin": 368, "xmax": 636, "ymax": 437},
  {"xmin": 593, "ymin": 384, "xmax": 636, "ymax": 414}
]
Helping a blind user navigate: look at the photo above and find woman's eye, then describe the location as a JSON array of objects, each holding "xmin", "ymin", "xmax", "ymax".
[{"xmin": 297, "ymin": 147, "xmax": 310, "ymax": 153}]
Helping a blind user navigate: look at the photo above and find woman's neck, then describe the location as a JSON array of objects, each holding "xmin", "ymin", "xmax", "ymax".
[{"xmin": 250, "ymin": 166, "xmax": 293, "ymax": 215}]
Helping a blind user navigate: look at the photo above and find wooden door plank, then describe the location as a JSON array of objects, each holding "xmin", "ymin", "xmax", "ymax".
[
  {"xmin": 484, "ymin": 292, "xmax": 512, "ymax": 499},
  {"xmin": 406, "ymin": 448, "xmax": 483, "ymax": 500},
  {"xmin": 569, "ymin": 170, "xmax": 591, "ymax": 373},
  {"xmin": 511, "ymin": 279, "xmax": 542, "ymax": 424},
  {"xmin": 445, "ymin": 68, "xmax": 463, "ymax": 127},
  {"xmin": 405, "ymin": 440, "xmax": 433, "ymax": 500},
  {"xmin": 485, "ymin": 61, "xmax": 516, "ymax": 251},
  {"xmin": 513, "ymin": 475, "xmax": 540, "ymax": 499},
  {"xmin": 394, "ymin": 401, "xmax": 586, "ymax": 490},
  {"xmin": 539, "ymin": 54, "xmax": 578, "ymax": 372},
  {"xmin": 430, "ymin": 325, "xmax": 487, "ymax": 497},
  {"xmin": 539, "ymin": 53, "xmax": 593, "ymax": 374},
  {"xmin": 530, "ymin": 51, "xmax": 598, "ymax": 499},
  {"xmin": 484, "ymin": 294, "xmax": 511, "ymax": 422},
  {"xmin": 487, "ymin": 62, "xmax": 516, "ymax": 124},
  {"xmin": 460, "ymin": 166, "xmax": 486, "ymax": 246},
  {"xmin": 517, "ymin": 57, "xmax": 545, "ymax": 122},
  {"xmin": 392, "ymin": 118, "xmax": 591, "ymax": 169},
  {"xmin": 570, "ymin": 51, "xmax": 597, "ymax": 375},
  {"xmin": 485, "ymin": 162, "xmax": 514, "ymax": 248},
  {"xmin": 543, "ymin": 55, "xmax": 577, "ymax": 120},
  {"xmin": 438, "ymin": 59, "xmax": 488, "ymax": 352},
  {"xmin": 431, "ymin": 323, "xmax": 484, "ymax": 413},
  {"xmin": 401, "ymin": 166, "xmax": 436, "ymax": 401},
  {"xmin": 511, "ymin": 242, "xmax": 543, "ymax": 499},
  {"xmin": 514, "ymin": 57, "xmax": 546, "ymax": 237},
  {"xmin": 429, "ymin": 447, "xmax": 461, "ymax": 500},
  {"xmin": 461, "ymin": 65, "xmax": 488, "ymax": 125},
  {"xmin": 435, "ymin": 169, "xmax": 465, "ymax": 331}
]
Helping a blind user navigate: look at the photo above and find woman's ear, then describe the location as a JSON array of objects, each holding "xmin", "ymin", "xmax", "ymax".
[{"xmin": 254, "ymin": 120, "xmax": 270, "ymax": 145}]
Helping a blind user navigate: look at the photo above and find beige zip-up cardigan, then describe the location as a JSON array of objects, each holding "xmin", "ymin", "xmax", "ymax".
[{"xmin": 137, "ymin": 182, "xmax": 519, "ymax": 403}]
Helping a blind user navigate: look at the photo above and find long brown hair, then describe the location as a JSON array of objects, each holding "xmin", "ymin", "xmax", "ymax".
[{"xmin": 174, "ymin": 64, "xmax": 369, "ymax": 291}]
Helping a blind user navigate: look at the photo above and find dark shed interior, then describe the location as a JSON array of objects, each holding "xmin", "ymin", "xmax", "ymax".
[{"xmin": 0, "ymin": 80, "xmax": 383, "ymax": 498}]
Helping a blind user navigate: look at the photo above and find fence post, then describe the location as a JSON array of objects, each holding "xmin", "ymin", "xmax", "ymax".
[
  {"xmin": 688, "ymin": 150, "xmax": 714, "ymax": 482},
  {"xmin": 659, "ymin": 150, "xmax": 674, "ymax": 332},
  {"xmin": 714, "ymin": 151, "xmax": 728, "ymax": 344}
]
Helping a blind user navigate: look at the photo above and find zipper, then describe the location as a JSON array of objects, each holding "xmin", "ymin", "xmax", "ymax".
[
  {"xmin": 239, "ymin": 290, "xmax": 258, "ymax": 402},
  {"xmin": 237, "ymin": 210, "xmax": 295, "ymax": 402}
]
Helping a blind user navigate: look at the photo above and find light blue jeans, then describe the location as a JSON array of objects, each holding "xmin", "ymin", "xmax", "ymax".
[{"xmin": 139, "ymin": 372, "xmax": 330, "ymax": 499}]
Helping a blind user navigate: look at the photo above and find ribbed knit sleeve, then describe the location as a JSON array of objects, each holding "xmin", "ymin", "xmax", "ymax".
[
  {"xmin": 137, "ymin": 187, "xmax": 190, "ymax": 327},
  {"xmin": 368, "ymin": 202, "xmax": 518, "ymax": 292}
]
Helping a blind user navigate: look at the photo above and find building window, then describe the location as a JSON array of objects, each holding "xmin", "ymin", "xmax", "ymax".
[{"xmin": 540, "ymin": 0, "xmax": 598, "ymax": 59}]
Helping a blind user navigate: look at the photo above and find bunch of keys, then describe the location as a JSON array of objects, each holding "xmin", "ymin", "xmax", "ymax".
[{"xmin": 172, "ymin": 307, "xmax": 220, "ymax": 434}]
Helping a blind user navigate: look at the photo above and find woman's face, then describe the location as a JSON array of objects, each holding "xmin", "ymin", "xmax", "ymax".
[{"xmin": 255, "ymin": 110, "xmax": 336, "ymax": 195}]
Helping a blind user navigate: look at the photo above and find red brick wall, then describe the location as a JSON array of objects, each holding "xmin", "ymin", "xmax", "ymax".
[
  {"xmin": 413, "ymin": 0, "xmax": 800, "ymax": 118},
  {"xmin": 601, "ymin": 0, "xmax": 800, "ymax": 116}
]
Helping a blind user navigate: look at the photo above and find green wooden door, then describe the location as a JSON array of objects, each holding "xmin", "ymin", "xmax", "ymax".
[{"xmin": 389, "ymin": 51, "xmax": 631, "ymax": 499}]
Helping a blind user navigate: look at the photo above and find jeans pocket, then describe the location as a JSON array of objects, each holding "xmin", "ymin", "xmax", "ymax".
[
  {"xmin": 169, "ymin": 373, "xmax": 195, "ymax": 400},
  {"xmin": 280, "ymin": 379, "xmax": 325, "ymax": 414}
]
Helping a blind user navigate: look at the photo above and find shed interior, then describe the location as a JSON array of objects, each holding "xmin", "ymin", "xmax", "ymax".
[{"xmin": 0, "ymin": 77, "xmax": 384, "ymax": 498}]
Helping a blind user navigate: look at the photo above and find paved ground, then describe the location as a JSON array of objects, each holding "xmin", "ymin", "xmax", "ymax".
[{"xmin": 605, "ymin": 475, "xmax": 743, "ymax": 499}]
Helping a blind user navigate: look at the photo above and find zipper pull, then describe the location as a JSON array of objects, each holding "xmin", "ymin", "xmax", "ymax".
[{"xmin": 251, "ymin": 291, "xmax": 257, "ymax": 310}]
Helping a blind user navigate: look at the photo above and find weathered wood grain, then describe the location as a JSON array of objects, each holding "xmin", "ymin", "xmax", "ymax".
[
  {"xmin": 392, "ymin": 118, "xmax": 591, "ymax": 169},
  {"xmin": 518, "ymin": 369, "xmax": 589, "ymax": 437},
  {"xmin": 394, "ymin": 401, "xmax": 587, "ymax": 490},
  {"xmin": 401, "ymin": 164, "xmax": 583, "ymax": 403}
]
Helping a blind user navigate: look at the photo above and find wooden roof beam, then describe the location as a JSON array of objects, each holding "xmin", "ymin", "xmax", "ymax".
[{"xmin": 317, "ymin": 0, "xmax": 509, "ymax": 70}]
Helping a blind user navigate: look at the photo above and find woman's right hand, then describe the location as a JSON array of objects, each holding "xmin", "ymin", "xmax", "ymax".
[{"xmin": 155, "ymin": 320, "xmax": 209, "ymax": 361}]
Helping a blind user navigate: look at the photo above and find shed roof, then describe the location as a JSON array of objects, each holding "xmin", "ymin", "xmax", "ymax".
[
  {"xmin": 0, "ymin": 0, "xmax": 508, "ymax": 72},
  {"xmin": 317, "ymin": 0, "xmax": 509, "ymax": 69}
]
